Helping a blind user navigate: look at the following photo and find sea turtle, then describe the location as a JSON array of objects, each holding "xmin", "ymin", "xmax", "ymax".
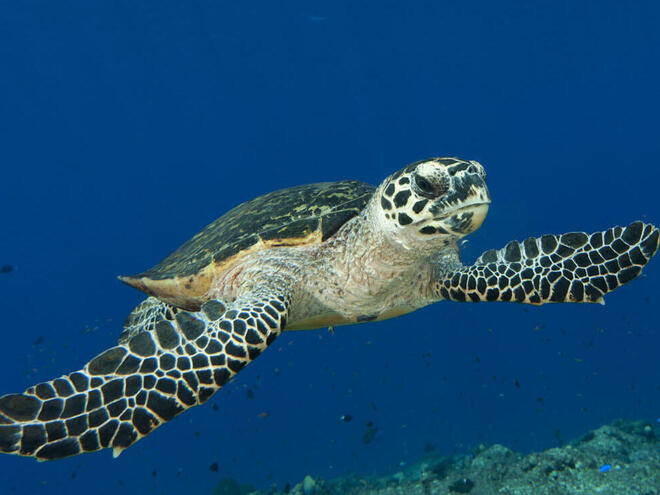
[{"xmin": 0, "ymin": 157, "xmax": 657, "ymax": 461}]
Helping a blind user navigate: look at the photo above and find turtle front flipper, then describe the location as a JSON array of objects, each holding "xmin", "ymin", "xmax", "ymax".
[
  {"xmin": 433, "ymin": 221, "xmax": 658, "ymax": 304},
  {"xmin": 0, "ymin": 293, "xmax": 289, "ymax": 460}
]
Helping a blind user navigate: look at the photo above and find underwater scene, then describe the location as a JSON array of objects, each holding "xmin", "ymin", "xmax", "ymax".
[{"xmin": 1, "ymin": 2, "xmax": 659, "ymax": 494}]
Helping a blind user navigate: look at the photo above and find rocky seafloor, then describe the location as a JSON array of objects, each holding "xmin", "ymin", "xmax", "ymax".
[{"xmin": 213, "ymin": 419, "xmax": 659, "ymax": 495}]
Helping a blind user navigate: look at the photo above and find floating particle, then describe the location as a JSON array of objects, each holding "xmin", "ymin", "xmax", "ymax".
[
  {"xmin": 209, "ymin": 462, "xmax": 219, "ymax": 472},
  {"xmin": 362, "ymin": 424, "xmax": 378, "ymax": 444},
  {"xmin": 246, "ymin": 389, "xmax": 255, "ymax": 399}
]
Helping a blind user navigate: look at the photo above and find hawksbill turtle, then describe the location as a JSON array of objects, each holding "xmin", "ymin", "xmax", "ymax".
[{"xmin": 0, "ymin": 157, "xmax": 657, "ymax": 460}]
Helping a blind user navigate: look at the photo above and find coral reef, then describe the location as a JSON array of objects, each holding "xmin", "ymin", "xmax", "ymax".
[{"xmin": 219, "ymin": 419, "xmax": 658, "ymax": 495}]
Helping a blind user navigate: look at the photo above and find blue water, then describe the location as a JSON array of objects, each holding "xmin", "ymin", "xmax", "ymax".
[{"xmin": 1, "ymin": 2, "xmax": 658, "ymax": 494}]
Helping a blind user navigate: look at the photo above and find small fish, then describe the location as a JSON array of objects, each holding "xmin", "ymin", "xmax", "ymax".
[
  {"xmin": 362, "ymin": 424, "xmax": 378, "ymax": 444},
  {"xmin": 0, "ymin": 264, "xmax": 14, "ymax": 274},
  {"xmin": 599, "ymin": 464, "xmax": 611, "ymax": 473},
  {"xmin": 257, "ymin": 411, "xmax": 270, "ymax": 419},
  {"xmin": 209, "ymin": 462, "xmax": 219, "ymax": 472},
  {"xmin": 338, "ymin": 414, "xmax": 352, "ymax": 423}
]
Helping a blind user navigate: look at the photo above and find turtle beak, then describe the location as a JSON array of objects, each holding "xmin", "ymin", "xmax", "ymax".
[
  {"xmin": 466, "ymin": 202, "xmax": 489, "ymax": 231},
  {"xmin": 440, "ymin": 202, "xmax": 490, "ymax": 235}
]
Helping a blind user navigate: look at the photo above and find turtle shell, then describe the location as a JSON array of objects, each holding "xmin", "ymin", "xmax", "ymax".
[{"xmin": 120, "ymin": 180, "xmax": 375, "ymax": 310}]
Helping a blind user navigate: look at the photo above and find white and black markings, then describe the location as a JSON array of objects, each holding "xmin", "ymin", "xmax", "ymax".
[
  {"xmin": 375, "ymin": 158, "xmax": 490, "ymax": 235},
  {"xmin": 0, "ymin": 294, "xmax": 290, "ymax": 460},
  {"xmin": 393, "ymin": 190, "xmax": 411, "ymax": 208},
  {"xmin": 433, "ymin": 221, "xmax": 659, "ymax": 304},
  {"xmin": 0, "ymin": 156, "xmax": 657, "ymax": 463}
]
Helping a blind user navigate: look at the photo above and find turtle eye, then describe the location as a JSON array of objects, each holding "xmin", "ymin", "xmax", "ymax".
[{"xmin": 413, "ymin": 174, "xmax": 447, "ymax": 199}]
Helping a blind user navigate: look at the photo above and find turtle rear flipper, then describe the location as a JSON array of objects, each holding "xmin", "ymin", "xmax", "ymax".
[
  {"xmin": 433, "ymin": 221, "xmax": 659, "ymax": 304},
  {"xmin": 0, "ymin": 294, "xmax": 289, "ymax": 460}
]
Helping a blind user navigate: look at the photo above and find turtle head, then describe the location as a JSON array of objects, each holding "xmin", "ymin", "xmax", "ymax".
[{"xmin": 375, "ymin": 157, "xmax": 491, "ymax": 248}]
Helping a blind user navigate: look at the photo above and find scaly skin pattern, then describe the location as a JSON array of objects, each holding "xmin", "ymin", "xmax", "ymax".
[
  {"xmin": 0, "ymin": 157, "xmax": 657, "ymax": 460},
  {"xmin": 0, "ymin": 290, "xmax": 290, "ymax": 460},
  {"xmin": 432, "ymin": 221, "xmax": 659, "ymax": 304}
]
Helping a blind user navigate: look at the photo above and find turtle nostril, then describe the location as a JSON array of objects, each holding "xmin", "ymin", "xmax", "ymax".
[{"xmin": 468, "ymin": 164, "xmax": 478, "ymax": 174}]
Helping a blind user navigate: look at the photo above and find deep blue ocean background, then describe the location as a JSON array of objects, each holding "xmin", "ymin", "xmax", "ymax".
[{"xmin": 1, "ymin": 2, "xmax": 659, "ymax": 494}]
